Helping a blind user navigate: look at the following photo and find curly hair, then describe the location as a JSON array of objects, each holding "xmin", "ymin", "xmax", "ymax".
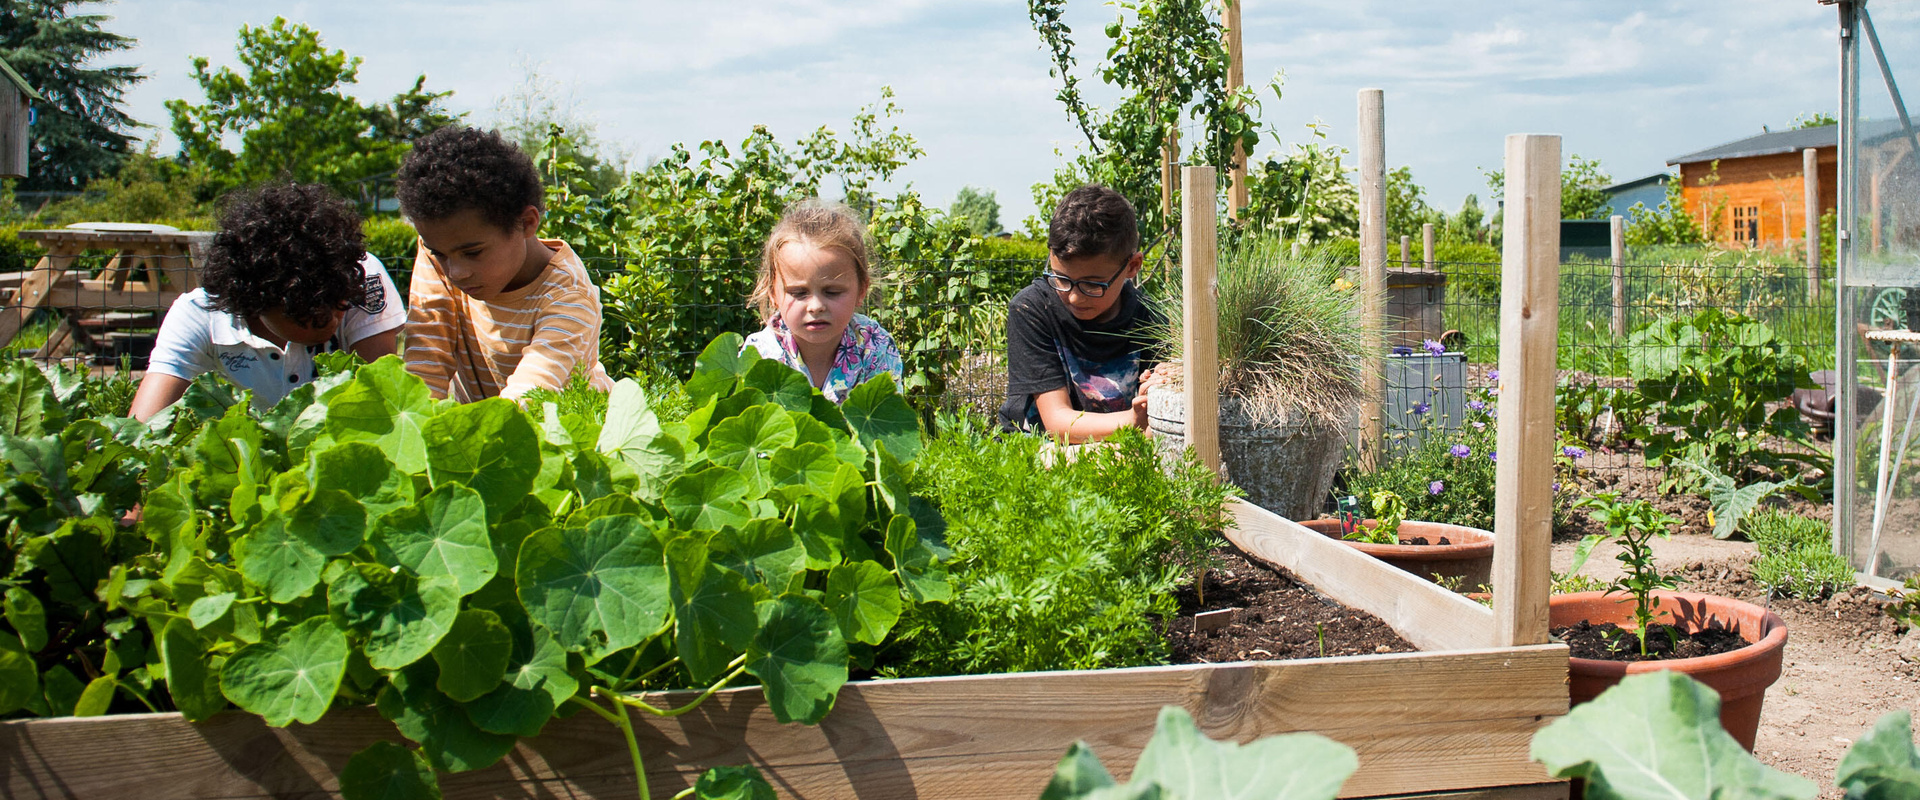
[
  {"xmin": 750, "ymin": 199, "xmax": 873, "ymax": 320},
  {"xmin": 396, "ymin": 126, "xmax": 544, "ymax": 231},
  {"xmin": 202, "ymin": 183, "xmax": 366, "ymax": 328},
  {"xmin": 1049, "ymin": 184, "xmax": 1139, "ymax": 261}
]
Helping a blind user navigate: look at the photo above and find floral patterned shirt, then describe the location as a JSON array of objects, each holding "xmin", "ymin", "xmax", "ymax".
[{"xmin": 743, "ymin": 313, "xmax": 905, "ymax": 403}]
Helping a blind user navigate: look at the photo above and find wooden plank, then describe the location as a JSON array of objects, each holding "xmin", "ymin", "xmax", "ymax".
[
  {"xmin": 1223, "ymin": 0, "xmax": 1247, "ymax": 220},
  {"xmin": 1803, "ymin": 146, "xmax": 1821, "ymax": 299},
  {"xmin": 0, "ymin": 249, "xmax": 77, "ymax": 347},
  {"xmin": 1423, "ymin": 222, "xmax": 1435, "ymax": 271},
  {"xmin": 1224, "ymin": 497, "xmax": 1497, "ymax": 651},
  {"xmin": 0, "ymin": 646, "xmax": 1565, "ymax": 800},
  {"xmin": 1182, "ymin": 165, "xmax": 1221, "ymax": 475},
  {"xmin": 1357, "ymin": 88, "xmax": 1387, "ymax": 470},
  {"xmin": 1610, "ymin": 215, "xmax": 1626, "ymax": 339},
  {"xmin": 1366, "ymin": 784, "xmax": 1567, "ymax": 800},
  {"xmin": 1492, "ymin": 135, "xmax": 1560, "ymax": 648}
]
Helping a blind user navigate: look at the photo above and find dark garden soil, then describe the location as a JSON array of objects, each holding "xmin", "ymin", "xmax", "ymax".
[
  {"xmin": 1552, "ymin": 620, "xmax": 1749, "ymax": 662},
  {"xmin": 1165, "ymin": 547, "xmax": 1415, "ymax": 663}
]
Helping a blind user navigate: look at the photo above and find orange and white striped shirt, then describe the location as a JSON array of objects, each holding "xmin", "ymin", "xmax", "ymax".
[{"xmin": 403, "ymin": 238, "xmax": 612, "ymax": 402}]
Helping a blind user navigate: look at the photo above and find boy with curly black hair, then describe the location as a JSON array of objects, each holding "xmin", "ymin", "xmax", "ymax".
[
  {"xmin": 397, "ymin": 126, "xmax": 610, "ymax": 402},
  {"xmin": 130, "ymin": 183, "xmax": 403, "ymax": 421}
]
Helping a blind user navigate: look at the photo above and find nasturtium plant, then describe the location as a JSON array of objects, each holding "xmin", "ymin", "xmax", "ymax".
[
  {"xmin": 0, "ymin": 339, "xmax": 947, "ymax": 800},
  {"xmin": 1041, "ymin": 706, "xmax": 1357, "ymax": 800}
]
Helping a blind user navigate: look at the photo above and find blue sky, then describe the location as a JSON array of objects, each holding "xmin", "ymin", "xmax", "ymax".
[{"xmin": 101, "ymin": 0, "xmax": 1911, "ymax": 228}]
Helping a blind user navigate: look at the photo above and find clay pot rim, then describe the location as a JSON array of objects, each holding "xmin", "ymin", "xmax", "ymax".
[
  {"xmin": 1551, "ymin": 590, "xmax": 1788, "ymax": 674},
  {"xmin": 1298, "ymin": 518, "xmax": 1494, "ymax": 558}
]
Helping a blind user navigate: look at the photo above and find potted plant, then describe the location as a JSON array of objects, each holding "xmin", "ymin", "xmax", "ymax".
[
  {"xmin": 1549, "ymin": 492, "xmax": 1788, "ymax": 752},
  {"xmin": 1296, "ymin": 488, "xmax": 1496, "ymax": 587},
  {"xmin": 1147, "ymin": 238, "xmax": 1380, "ymax": 520}
]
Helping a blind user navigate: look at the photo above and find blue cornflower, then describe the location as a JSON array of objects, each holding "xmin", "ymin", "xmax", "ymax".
[
  {"xmin": 1562, "ymin": 445, "xmax": 1588, "ymax": 460},
  {"xmin": 1411, "ymin": 402, "xmax": 1431, "ymax": 416},
  {"xmin": 1429, "ymin": 481, "xmax": 1445, "ymax": 495},
  {"xmin": 1423, "ymin": 339, "xmax": 1445, "ymax": 356},
  {"xmin": 1468, "ymin": 399, "xmax": 1487, "ymax": 411},
  {"xmin": 1450, "ymin": 444, "xmax": 1471, "ymax": 458}
]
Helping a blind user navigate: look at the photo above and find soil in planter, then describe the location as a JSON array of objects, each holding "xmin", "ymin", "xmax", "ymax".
[
  {"xmin": 1403, "ymin": 536, "xmax": 1452, "ymax": 545},
  {"xmin": 1553, "ymin": 620, "xmax": 1750, "ymax": 662},
  {"xmin": 1167, "ymin": 548, "xmax": 1416, "ymax": 663}
]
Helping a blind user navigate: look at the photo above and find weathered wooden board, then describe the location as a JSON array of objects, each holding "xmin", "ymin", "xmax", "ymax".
[
  {"xmin": 0, "ymin": 644, "xmax": 1566, "ymax": 800},
  {"xmin": 1224, "ymin": 498, "xmax": 1498, "ymax": 652}
]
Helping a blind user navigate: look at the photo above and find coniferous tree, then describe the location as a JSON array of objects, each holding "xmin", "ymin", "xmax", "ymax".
[{"xmin": 0, "ymin": 0, "xmax": 143, "ymax": 190}]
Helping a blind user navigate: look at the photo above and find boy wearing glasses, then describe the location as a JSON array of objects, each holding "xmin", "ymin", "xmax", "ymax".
[{"xmin": 998, "ymin": 185, "xmax": 1170, "ymax": 441}]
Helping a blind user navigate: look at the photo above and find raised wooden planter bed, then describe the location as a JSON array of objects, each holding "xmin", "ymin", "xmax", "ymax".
[{"xmin": 0, "ymin": 500, "xmax": 1569, "ymax": 800}]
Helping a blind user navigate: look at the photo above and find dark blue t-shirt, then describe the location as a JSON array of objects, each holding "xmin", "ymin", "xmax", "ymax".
[{"xmin": 998, "ymin": 280, "xmax": 1165, "ymax": 431}]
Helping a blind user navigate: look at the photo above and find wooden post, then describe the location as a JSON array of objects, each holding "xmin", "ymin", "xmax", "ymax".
[
  {"xmin": 1182, "ymin": 165, "xmax": 1221, "ymax": 476},
  {"xmin": 1358, "ymin": 89, "xmax": 1387, "ymax": 470},
  {"xmin": 1162, "ymin": 129, "xmax": 1180, "ymax": 226},
  {"xmin": 1610, "ymin": 215, "xmax": 1626, "ymax": 339},
  {"xmin": 1400, "ymin": 235, "xmax": 1411, "ymax": 268},
  {"xmin": 1422, "ymin": 223, "xmax": 1435, "ymax": 271},
  {"xmin": 1223, "ymin": 0, "xmax": 1247, "ymax": 222},
  {"xmin": 1492, "ymin": 134, "xmax": 1560, "ymax": 648},
  {"xmin": 1804, "ymin": 147, "xmax": 1821, "ymax": 300}
]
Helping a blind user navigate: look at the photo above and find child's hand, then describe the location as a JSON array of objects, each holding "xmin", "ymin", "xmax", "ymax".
[{"xmin": 1132, "ymin": 392, "xmax": 1152, "ymax": 432}]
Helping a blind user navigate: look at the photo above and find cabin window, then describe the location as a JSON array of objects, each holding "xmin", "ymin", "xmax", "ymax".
[{"xmin": 1732, "ymin": 205, "xmax": 1760, "ymax": 243}]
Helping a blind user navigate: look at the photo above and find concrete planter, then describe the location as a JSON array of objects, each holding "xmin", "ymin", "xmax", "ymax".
[{"xmin": 1147, "ymin": 387, "xmax": 1350, "ymax": 520}]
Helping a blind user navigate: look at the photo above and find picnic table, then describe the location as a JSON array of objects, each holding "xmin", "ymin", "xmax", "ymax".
[{"xmin": 0, "ymin": 225, "xmax": 213, "ymax": 360}]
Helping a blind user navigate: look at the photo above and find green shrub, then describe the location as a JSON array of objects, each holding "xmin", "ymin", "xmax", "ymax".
[
  {"xmin": 970, "ymin": 234, "xmax": 1048, "ymax": 263},
  {"xmin": 884, "ymin": 419, "xmax": 1232, "ymax": 676},
  {"xmin": 361, "ymin": 216, "xmax": 418, "ymax": 264},
  {"xmin": 1746, "ymin": 509, "xmax": 1850, "ymax": 600}
]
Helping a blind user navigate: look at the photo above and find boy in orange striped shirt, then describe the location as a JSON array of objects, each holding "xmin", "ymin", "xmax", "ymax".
[{"xmin": 396, "ymin": 127, "xmax": 610, "ymax": 402}]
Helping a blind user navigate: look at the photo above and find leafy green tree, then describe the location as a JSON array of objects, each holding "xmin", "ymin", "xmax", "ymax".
[
  {"xmin": 492, "ymin": 60, "xmax": 627, "ymax": 195},
  {"xmin": 1560, "ymin": 154, "xmax": 1612, "ymax": 221},
  {"xmin": 949, "ymin": 186, "xmax": 1001, "ymax": 237},
  {"xmin": 1385, "ymin": 165, "xmax": 1444, "ymax": 239},
  {"xmin": 1624, "ymin": 176, "xmax": 1705, "ymax": 246},
  {"xmin": 1239, "ymin": 122, "xmax": 1357, "ymax": 244},
  {"xmin": 165, "ymin": 18, "xmax": 459, "ymax": 199},
  {"xmin": 0, "ymin": 0, "xmax": 143, "ymax": 190},
  {"xmin": 1444, "ymin": 194, "xmax": 1489, "ymax": 244}
]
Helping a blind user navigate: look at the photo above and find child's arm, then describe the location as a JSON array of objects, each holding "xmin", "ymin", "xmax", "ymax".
[
  {"xmin": 401, "ymin": 244, "xmax": 458, "ymax": 399},
  {"xmin": 131, "ymin": 294, "xmax": 220, "ymax": 421},
  {"xmin": 1032, "ymin": 387, "xmax": 1143, "ymax": 444},
  {"xmin": 129, "ymin": 374, "xmax": 191, "ymax": 422},
  {"xmin": 499, "ymin": 270, "xmax": 605, "ymax": 401}
]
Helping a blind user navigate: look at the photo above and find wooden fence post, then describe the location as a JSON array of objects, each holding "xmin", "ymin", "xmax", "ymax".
[
  {"xmin": 1423, "ymin": 222, "xmax": 1435, "ymax": 271},
  {"xmin": 1610, "ymin": 215, "xmax": 1626, "ymax": 339},
  {"xmin": 1804, "ymin": 147, "xmax": 1821, "ymax": 301},
  {"xmin": 1358, "ymin": 89, "xmax": 1386, "ymax": 470},
  {"xmin": 1182, "ymin": 165, "xmax": 1221, "ymax": 476},
  {"xmin": 1493, "ymin": 134, "xmax": 1560, "ymax": 648},
  {"xmin": 1400, "ymin": 235, "xmax": 1411, "ymax": 269},
  {"xmin": 1223, "ymin": 0, "xmax": 1247, "ymax": 222}
]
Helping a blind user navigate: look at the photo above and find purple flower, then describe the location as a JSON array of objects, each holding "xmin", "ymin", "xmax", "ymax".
[
  {"xmin": 1562, "ymin": 445, "xmax": 1588, "ymax": 460},
  {"xmin": 1553, "ymin": 481, "xmax": 1562, "ymax": 494},
  {"xmin": 1467, "ymin": 399, "xmax": 1487, "ymax": 411},
  {"xmin": 1423, "ymin": 339, "xmax": 1445, "ymax": 356},
  {"xmin": 1411, "ymin": 402, "xmax": 1431, "ymax": 416},
  {"xmin": 1487, "ymin": 369, "xmax": 1500, "ymax": 382},
  {"xmin": 1429, "ymin": 480, "xmax": 1445, "ymax": 495},
  {"xmin": 1471, "ymin": 421, "xmax": 1486, "ymax": 430},
  {"xmin": 1450, "ymin": 444, "xmax": 1472, "ymax": 458},
  {"xmin": 1489, "ymin": 451, "xmax": 1498, "ymax": 463}
]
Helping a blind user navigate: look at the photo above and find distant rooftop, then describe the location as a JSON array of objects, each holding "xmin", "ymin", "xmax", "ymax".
[
  {"xmin": 1601, "ymin": 173, "xmax": 1670, "ymax": 193},
  {"xmin": 1668, "ymin": 119, "xmax": 1909, "ymax": 165}
]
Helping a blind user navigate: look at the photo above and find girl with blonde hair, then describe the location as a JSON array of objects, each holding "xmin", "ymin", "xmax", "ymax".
[{"xmin": 743, "ymin": 200, "xmax": 904, "ymax": 402}]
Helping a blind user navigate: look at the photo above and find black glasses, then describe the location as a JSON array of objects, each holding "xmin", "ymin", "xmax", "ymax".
[{"xmin": 1040, "ymin": 262, "xmax": 1129, "ymax": 298}]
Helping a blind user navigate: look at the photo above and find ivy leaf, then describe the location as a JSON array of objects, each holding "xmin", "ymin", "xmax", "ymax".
[
  {"xmin": 743, "ymin": 594, "xmax": 847, "ymax": 725},
  {"xmin": 372, "ymin": 483, "xmax": 496, "ymax": 596},
  {"xmin": 432, "ymin": 609, "xmax": 512, "ymax": 703},
  {"xmin": 743, "ymin": 359, "xmax": 813, "ymax": 412},
  {"xmin": 0, "ymin": 634, "xmax": 39, "ymax": 714},
  {"xmin": 424, "ymin": 399, "xmax": 541, "ymax": 520},
  {"xmin": 340, "ymin": 741, "xmax": 442, "ymax": 800},
  {"xmin": 666, "ymin": 535, "xmax": 758, "ymax": 683},
  {"xmin": 310, "ymin": 441, "xmax": 414, "ymax": 520},
  {"xmin": 692, "ymin": 765, "xmax": 777, "ymax": 800},
  {"xmin": 5, "ymin": 586, "xmax": 47, "ymax": 651},
  {"xmin": 159, "ymin": 619, "xmax": 226, "ymax": 722},
  {"xmin": 327, "ymin": 357, "xmax": 436, "ymax": 474},
  {"xmin": 465, "ymin": 623, "xmax": 574, "ymax": 738},
  {"xmin": 1530, "ymin": 671, "xmax": 1816, "ymax": 800},
  {"xmin": 219, "ymin": 617, "xmax": 349, "ymax": 727},
  {"xmin": 714, "ymin": 519, "xmax": 806, "ymax": 592},
  {"xmin": 664, "ymin": 465, "xmax": 752, "ymax": 532},
  {"xmin": 377, "ymin": 660, "xmax": 516, "ymax": 773},
  {"xmin": 327, "ymin": 563, "xmax": 461, "ymax": 671},
  {"xmin": 707, "ymin": 404, "xmax": 797, "ymax": 497},
  {"xmin": 824, "ymin": 561, "xmax": 903, "ymax": 646},
  {"xmin": 884, "ymin": 515, "xmax": 951, "ymax": 603},
  {"xmin": 1837, "ymin": 711, "xmax": 1920, "ymax": 800},
  {"xmin": 516, "ymin": 515, "xmax": 672, "ymax": 659},
  {"xmin": 232, "ymin": 515, "xmax": 325, "ymax": 603},
  {"xmin": 840, "ymin": 375, "xmax": 921, "ymax": 462}
]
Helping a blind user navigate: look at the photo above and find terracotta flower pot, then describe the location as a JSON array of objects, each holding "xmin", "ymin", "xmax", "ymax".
[
  {"xmin": 1297, "ymin": 518, "xmax": 1494, "ymax": 587},
  {"xmin": 1551, "ymin": 591, "xmax": 1788, "ymax": 752}
]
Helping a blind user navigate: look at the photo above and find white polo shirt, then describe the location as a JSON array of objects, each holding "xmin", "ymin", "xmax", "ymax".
[{"xmin": 147, "ymin": 254, "xmax": 405, "ymax": 412}]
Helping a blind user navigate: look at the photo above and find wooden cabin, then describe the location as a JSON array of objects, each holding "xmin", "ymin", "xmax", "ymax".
[
  {"xmin": 0, "ymin": 56, "xmax": 41, "ymax": 179},
  {"xmin": 1668, "ymin": 126, "xmax": 1839, "ymax": 248}
]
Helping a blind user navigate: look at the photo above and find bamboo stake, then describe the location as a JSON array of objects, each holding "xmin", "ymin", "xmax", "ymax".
[
  {"xmin": 1358, "ymin": 89, "xmax": 1387, "ymax": 471},
  {"xmin": 1423, "ymin": 223, "xmax": 1435, "ymax": 271},
  {"xmin": 1182, "ymin": 165, "xmax": 1221, "ymax": 476},
  {"xmin": 1492, "ymin": 134, "xmax": 1561, "ymax": 648},
  {"xmin": 1224, "ymin": 0, "xmax": 1247, "ymax": 221},
  {"xmin": 1610, "ymin": 215, "xmax": 1626, "ymax": 339}
]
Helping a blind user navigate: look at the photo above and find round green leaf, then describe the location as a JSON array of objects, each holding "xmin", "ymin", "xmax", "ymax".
[
  {"xmin": 289, "ymin": 488, "xmax": 367, "ymax": 556},
  {"xmin": 0, "ymin": 634, "xmax": 39, "ymax": 714},
  {"xmin": 714, "ymin": 519, "xmax": 806, "ymax": 592},
  {"xmin": 160, "ymin": 619, "xmax": 226, "ymax": 721},
  {"xmin": 234, "ymin": 515, "xmax": 326, "ymax": 603},
  {"xmin": 824, "ymin": 562, "xmax": 903, "ymax": 646},
  {"xmin": 5, "ymin": 586, "xmax": 47, "ymax": 652},
  {"xmin": 840, "ymin": 376, "xmax": 921, "ymax": 461},
  {"xmin": 693, "ymin": 765, "xmax": 777, "ymax": 800},
  {"xmin": 220, "ymin": 617, "xmax": 348, "ymax": 727},
  {"xmin": 464, "ymin": 624, "xmax": 574, "ymax": 738},
  {"xmin": 424, "ymin": 398, "xmax": 540, "ymax": 519},
  {"xmin": 340, "ymin": 741, "xmax": 442, "ymax": 800},
  {"xmin": 743, "ymin": 359, "xmax": 814, "ymax": 412},
  {"xmin": 432, "ymin": 609, "xmax": 511, "ymax": 703},
  {"xmin": 768, "ymin": 443, "xmax": 838, "ymax": 496},
  {"xmin": 743, "ymin": 595, "xmax": 847, "ymax": 725},
  {"xmin": 663, "ymin": 465, "xmax": 751, "ymax": 532},
  {"xmin": 707, "ymin": 404, "xmax": 797, "ymax": 496},
  {"xmin": 377, "ymin": 661, "xmax": 516, "ymax": 773},
  {"xmin": 188, "ymin": 592, "xmax": 236, "ymax": 630},
  {"xmin": 884, "ymin": 514, "xmax": 952, "ymax": 603},
  {"xmin": 326, "ymin": 357, "xmax": 436, "ymax": 474},
  {"xmin": 373, "ymin": 483, "xmax": 496, "ymax": 596},
  {"xmin": 666, "ymin": 536, "xmax": 758, "ymax": 683},
  {"xmin": 311, "ymin": 441, "xmax": 413, "ymax": 519},
  {"xmin": 516, "ymin": 515, "xmax": 671, "ymax": 659},
  {"xmin": 327, "ymin": 563, "xmax": 460, "ymax": 670}
]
